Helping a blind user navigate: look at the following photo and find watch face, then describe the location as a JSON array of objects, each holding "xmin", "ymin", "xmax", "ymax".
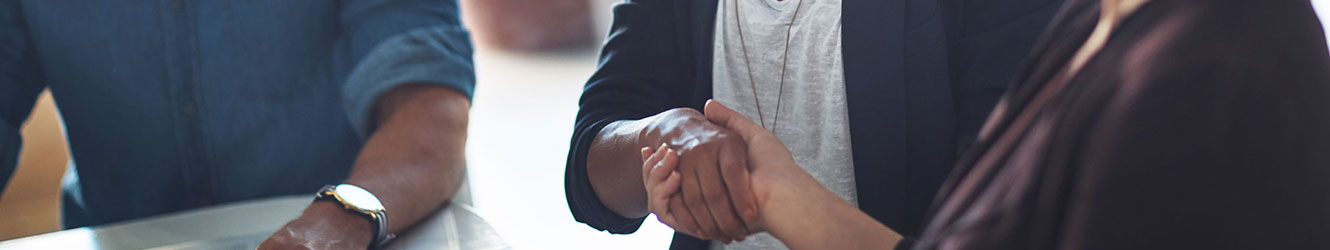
[{"xmin": 335, "ymin": 184, "xmax": 385, "ymax": 212}]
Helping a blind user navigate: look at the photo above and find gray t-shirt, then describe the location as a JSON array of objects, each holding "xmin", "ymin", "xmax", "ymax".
[{"xmin": 710, "ymin": 0, "xmax": 855, "ymax": 249}]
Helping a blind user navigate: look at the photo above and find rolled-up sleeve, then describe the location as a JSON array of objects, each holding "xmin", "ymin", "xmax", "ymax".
[
  {"xmin": 336, "ymin": 0, "xmax": 475, "ymax": 137},
  {"xmin": 0, "ymin": 0, "xmax": 46, "ymax": 192}
]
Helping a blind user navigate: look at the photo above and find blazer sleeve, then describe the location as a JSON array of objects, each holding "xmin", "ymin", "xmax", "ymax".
[
  {"xmin": 1061, "ymin": 1, "xmax": 1330, "ymax": 249},
  {"xmin": 0, "ymin": 0, "xmax": 46, "ymax": 193},
  {"xmin": 566, "ymin": 0, "xmax": 698, "ymax": 234}
]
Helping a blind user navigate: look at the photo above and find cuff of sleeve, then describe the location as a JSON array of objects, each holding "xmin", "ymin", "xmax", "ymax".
[
  {"xmin": 566, "ymin": 115, "xmax": 649, "ymax": 234},
  {"xmin": 343, "ymin": 25, "xmax": 476, "ymax": 138},
  {"xmin": 0, "ymin": 123, "xmax": 20, "ymax": 192},
  {"xmin": 894, "ymin": 236, "xmax": 916, "ymax": 250}
]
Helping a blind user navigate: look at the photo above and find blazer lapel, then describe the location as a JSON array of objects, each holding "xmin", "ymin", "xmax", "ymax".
[
  {"xmin": 691, "ymin": 0, "xmax": 719, "ymax": 105},
  {"xmin": 842, "ymin": 0, "xmax": 908, "ymax": 231}
]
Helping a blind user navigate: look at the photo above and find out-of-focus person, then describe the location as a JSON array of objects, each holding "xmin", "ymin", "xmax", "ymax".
[
  {"xmin": 0, "ymin": 1, "xmax": 476, "ymax": 249},
  {"xmin": 678, "ymin": 0, "xmax": 1330, "ymax": 249}
]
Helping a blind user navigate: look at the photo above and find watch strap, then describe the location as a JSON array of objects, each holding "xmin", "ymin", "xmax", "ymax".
[
  {"xmin": 369, "ymin": 209, "xmax": 393, "ymax": 248},
  {"xmin": 315, "ymin": 184, "xmax": 393, "ymax": 250}
]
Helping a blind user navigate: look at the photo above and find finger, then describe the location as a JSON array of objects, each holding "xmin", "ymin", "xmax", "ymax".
[
  {"xmin": 640, "ymin": 146, "xmax": 655, "ymax": 162},
  {"xmin": 703, "ymin": 99, "xmax": 766, "ymax": 142},
  {"xmin": 650, "ymin": 171, "xmax": 681, "ymax": 223},
  {"xmin": 640, "ymin": 146, "xmax": 656, "ymax": 183},
  {"xmin": 655, "ymin": 208, "xmax": 676, "ymax": 229},
  {"xmin": 678, "ymin": 156, "xmax": 722, "ymax": 240},
  {"xmin": 668, "ymin": 193, "xmax": 705, "ymax": 239},
  {"xmin": 642, "ymin": 143, "xmax": 669, "ymax": 187},
  {"xmin": 647, "ymin": 151, "xmax": 680, "ymax": 217},
  {"xmin": 648, "ymin": 148, "xmax": 681, "ymax": 185},
  {"xmin": 695, "ymin": 145, "xmax": 747, "ymax": 242},
  {"xmin": 718, "ymin": 137, "xmax": 759, "ymax": 227}
]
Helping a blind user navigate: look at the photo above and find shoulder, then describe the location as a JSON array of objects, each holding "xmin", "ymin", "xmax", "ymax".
[
  {"xmin": 1084, "ymin": 0, "xmax": 1330, "ymax": 149},
  {"xmin": 1122, "ymin": 0, "xmax": 1329, "ymax": 70},
  {"xmin": 1109, "ymin": 0, "xmax": 1330, "ymax": 100}
]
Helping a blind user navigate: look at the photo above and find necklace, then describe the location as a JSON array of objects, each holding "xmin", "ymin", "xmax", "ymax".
[{"xmin": 734, "ymin": 0, "xmax": 804, "ymax": 133}]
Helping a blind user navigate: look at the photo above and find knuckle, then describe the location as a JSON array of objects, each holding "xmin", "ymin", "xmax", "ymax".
[
  {"xmin": 666, "ymin": 107, "xmax": 702, "ymax": 117},
  {"xmin": 679, "ymin": 107, "xmax": 703, "ymax": 116},
  {"xmin": 692, "ymin": 138, "xmax": 717, "ymax": 151},
  {"xmin": 712, "ymin": 132, "xmax": 732, "ymax": 141}
]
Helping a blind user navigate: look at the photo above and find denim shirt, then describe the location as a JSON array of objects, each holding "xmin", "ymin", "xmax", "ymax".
[{"xmin": 0, "ymin": 0, "xmax": 475, "ymax": 228}]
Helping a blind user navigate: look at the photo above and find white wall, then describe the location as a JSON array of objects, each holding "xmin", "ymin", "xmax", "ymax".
[{"xmin": 1315, "ymin": 0, "xmax": 1330, "ymax": 51}]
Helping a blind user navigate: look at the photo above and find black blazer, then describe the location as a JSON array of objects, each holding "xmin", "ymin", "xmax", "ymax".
[{"xmin": 565, "ymin": 0, "xmax": 1064, "ymax": 248}]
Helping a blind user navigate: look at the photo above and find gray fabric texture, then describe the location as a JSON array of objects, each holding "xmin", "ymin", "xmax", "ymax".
[{"xmin": 710, "ymin": 0, "xmax": 854, "ymax": 249}]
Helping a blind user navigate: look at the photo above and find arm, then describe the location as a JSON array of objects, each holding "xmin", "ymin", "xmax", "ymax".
[
  {"xmin": 703, "ymin": 100, "xmax": 905, "ymax": 250},
  {"xmin": 762, "ymin": 179, "xmax": 904, "ymax": 250},
  {"xmin": 584, "ymin": 112, "xmax": 669, "ymax": 219},
  {"xmin": 260, "ymin": 0, "xmax": 474, "ymax": 249},
  {"xmin": 567, "ymin": 0, "xmax": 690, "ymax": 231},
  {"xmin": 568, "ymin": 0, "xmax": 756, "ymax": 241},
  {"xmin": 261, "ymin": 86, "xmax": 469, "ymax": 250},
  {"xmin": 0, "ymin": 0, "xmax": 46, "ymax": 193}
]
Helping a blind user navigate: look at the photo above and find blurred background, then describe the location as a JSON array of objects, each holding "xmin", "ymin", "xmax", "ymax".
[{"xmin": 2, "ymin": 0, "xmax": 1329, "ymax": 249}]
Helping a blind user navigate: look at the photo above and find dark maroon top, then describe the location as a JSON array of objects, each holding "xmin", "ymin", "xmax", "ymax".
[{"xmin": 913, "ymin": 0, "xmax": 1330, "ymax": 249}]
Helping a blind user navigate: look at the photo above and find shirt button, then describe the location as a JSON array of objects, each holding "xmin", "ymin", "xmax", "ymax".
[
  {"xmin": 182, "ymin": 103, "xmax": 196, "ymax": 114},
  {"xmin": 171, "ymin": 0, "xmax": 182, "ymax": 10}
]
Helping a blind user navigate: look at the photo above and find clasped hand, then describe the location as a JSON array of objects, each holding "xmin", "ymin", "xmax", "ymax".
[{"xmin": 640, "ymin": 100, "xmax": 805, "ymax": 244}]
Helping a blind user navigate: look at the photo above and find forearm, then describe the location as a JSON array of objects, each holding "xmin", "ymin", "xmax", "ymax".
[
  {"xmin": 585, "ymin": 116, "xmax": 663, "ymax": 219},
  {"xmin": 763, "ymin": 176, "xmax": 903, "ymax": 250},
  {"xmin": 350, "ymin": 84, "xmax": 470, "ymax": 230},
  {"xmin": 292, "ymin": 84, "xmax": 470, "ymax": 243}
]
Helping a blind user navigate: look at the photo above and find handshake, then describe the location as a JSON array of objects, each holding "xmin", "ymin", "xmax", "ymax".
[{"xmin": 636, "ymin": 100, "xmax": 809, "ymax": 244}]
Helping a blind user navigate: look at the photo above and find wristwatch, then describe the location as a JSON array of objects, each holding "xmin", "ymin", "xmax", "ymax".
[{"xmin": 315, "ymin": 184, "xmax": 395, "ymax": 249}]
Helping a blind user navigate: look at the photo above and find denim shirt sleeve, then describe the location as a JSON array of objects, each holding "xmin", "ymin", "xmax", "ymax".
[
  {"xmin": 336, "ymin": 0, "xmax": 476, "ymax": 138},
  {"xmin": 0, "ymin": 0, "xmax": 47, "ymax": 193}
]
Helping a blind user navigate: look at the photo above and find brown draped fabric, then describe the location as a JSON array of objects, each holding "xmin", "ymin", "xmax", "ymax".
[{"xmin": 913, "ymin": 0, "xmax": 1330, "ymax": 249}]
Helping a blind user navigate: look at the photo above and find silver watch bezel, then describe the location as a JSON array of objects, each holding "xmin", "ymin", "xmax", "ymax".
[{"xmin": 316, "ymin": 184, "xmax": 393, "ymax": 249}]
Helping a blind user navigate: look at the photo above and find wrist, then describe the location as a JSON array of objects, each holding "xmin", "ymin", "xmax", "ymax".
[
  {"xmin": 302, "ymin": 201, "xmax": 376, "ymax": 248},
  {"xmin": 757, "ymin": 170, "xmax": 832, "ymax": 236},
  {"xmin": 760, "ymin": 174, "xmax": 902, "ymax": 250},
  {"xmin": 639, "ymin": 108, "xmax": 705, "ymax": 148},
  {"xmin": 637, "ymin": 110, "xmax": 678, "ymax": 149}
]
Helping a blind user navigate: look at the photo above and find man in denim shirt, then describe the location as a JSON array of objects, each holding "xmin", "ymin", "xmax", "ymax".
[{"xmin": 0, "ymin": 0, "xmax": 474, "ymax": 248}]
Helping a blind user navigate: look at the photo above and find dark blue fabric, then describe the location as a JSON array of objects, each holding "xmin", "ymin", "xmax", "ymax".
[
  {"xmin": 566, "ymin": 0, "xmax": 1063, "ymax": 248},
  {"xmin": 0, "ymin": 0, "xmax": 473, "ymax": 228}
]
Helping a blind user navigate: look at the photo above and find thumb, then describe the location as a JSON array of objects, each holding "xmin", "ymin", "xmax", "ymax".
[{"xmin": 704, "ymin": 99, "xmax": 766, "ymax": 142}]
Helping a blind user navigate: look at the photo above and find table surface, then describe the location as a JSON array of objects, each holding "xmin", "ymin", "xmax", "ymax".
[{"xmin": 0, "ymin": 195, "xmax": 509, "ymax": 250}]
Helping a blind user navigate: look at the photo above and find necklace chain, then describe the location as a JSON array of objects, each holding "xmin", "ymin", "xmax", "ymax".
[{"xmin": 735, "ymin": 0, "xmax": 803, "ymax": 133}]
